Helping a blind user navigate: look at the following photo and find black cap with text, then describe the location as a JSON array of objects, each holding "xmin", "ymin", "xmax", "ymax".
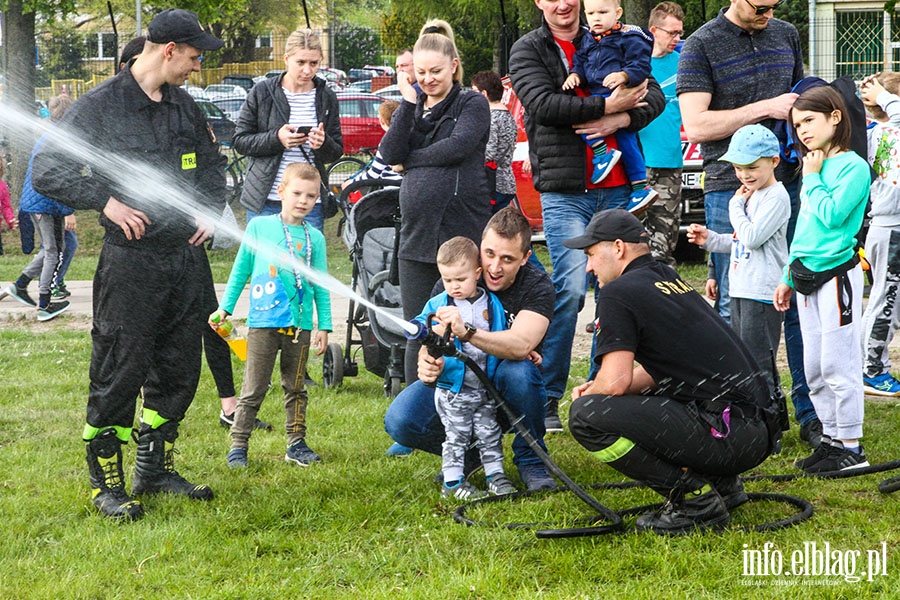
[
  {"xmin": 147, "ymin": 9, "xmax": 224, "ymax": 51},
  {"xmin": 562, "ymin": 209, "xmax": 649, "ymax": 249}
]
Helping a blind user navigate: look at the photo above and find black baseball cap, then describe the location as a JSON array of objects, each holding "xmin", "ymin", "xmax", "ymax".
[
  {"xmin": 147, "ymin": 9, "xmax": 224, "ymax": 51},
  {"xmin": 562, "ymin": 209, "xmax": 649, "ymax": 249}
]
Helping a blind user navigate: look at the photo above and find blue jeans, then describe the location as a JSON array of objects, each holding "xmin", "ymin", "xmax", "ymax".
[
  {"xmin": 247, "ymin": 200, "xmax": 324, "ymax": 232},
  {"xmin": 782, "ymin": 177, "xmax": 815, "ymax": 426},
  {"xmin": 540, "ymin": 186, "xmax": 629, "ymax": 401},
  {"xmin": 704, "ymin": 190, "xmax": 732, "ymax": 322},
  {"xmin": 384, "ymin": 360, "xmax": 549, "ymax": 467}
]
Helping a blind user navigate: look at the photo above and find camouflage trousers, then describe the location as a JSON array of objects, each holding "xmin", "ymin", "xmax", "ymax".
[
  {"xmin": 435, "ymin": 387, "xmax": 505, "ymax": 482},
  {"xmin": 643, "ymin": 167, "xmax": 682, "ymax": 266}
]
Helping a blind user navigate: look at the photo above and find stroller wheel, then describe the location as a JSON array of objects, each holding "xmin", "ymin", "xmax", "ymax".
[
  {"xmin": 383, "ymin": 372, "xmax": 402, "ymax": 399},
  {"xmin": 323, "ymin": 342, "xmax": 344, "ymax": 388}
]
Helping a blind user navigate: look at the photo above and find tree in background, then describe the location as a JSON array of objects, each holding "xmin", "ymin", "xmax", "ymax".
[
  {"xmin": 381, "ymin": 0, "xmax": 538, "ymax": 79},
  {"xmin": 35, "ymin": 23, "xmax": 90, "ymax": 87},
  {"xmin": 333, "ymin": 22, "xmax": 382, "ymax": 70}
]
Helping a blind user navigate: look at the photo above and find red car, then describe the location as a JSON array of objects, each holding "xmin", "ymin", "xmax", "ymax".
[
  {"xmin": 501, "ymin": 77, "xmax": 705, "ymax": 236},
  {"xmin": 336, "ymin": 92, "xmax": 385, "ymax": 155}
]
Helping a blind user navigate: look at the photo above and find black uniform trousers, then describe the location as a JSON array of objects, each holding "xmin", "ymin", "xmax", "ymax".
[
  {"xmin": 200, "ymin": 251, "xmax": 236, "ymax": 399},
  {"xmin": 86, "ymin": 242, "xmax": 208, "ymax": 429},
  {"xmin": 569, "ymin": 393, "xmax": 770, "ymax": 494}
]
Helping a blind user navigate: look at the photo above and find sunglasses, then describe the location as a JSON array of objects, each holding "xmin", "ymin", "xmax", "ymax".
[{"xmin": 744, "ymin": 0, "xmax": 783, "ymax": 15}]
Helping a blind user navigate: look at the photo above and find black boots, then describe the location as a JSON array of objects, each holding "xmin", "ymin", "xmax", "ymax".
[
  {"xmin": 131, "ymin": 422, "xmax": 213, "ymax": 501},
  {"xmin": 86, "ymin": 429, "xmax": 144, "ymax": 521},
  {"xmin": 636, "ymin": 483, "xmax": 730, "ymax": 535}
]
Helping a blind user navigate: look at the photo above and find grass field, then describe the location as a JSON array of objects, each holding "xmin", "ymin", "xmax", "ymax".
[{"xmin": 1, "ymin": 211, "xmax": 899, "ymax": 598}]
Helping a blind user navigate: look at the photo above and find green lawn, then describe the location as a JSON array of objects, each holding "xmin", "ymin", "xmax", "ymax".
[{"xmin": 1, "ymin": 212, "xmax": 899, "ymax": 598}]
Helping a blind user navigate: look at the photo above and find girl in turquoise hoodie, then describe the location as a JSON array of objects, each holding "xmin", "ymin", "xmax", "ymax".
[{"xmin": 774, "ymin": 86, "xmax": 870, "ymax": 474}]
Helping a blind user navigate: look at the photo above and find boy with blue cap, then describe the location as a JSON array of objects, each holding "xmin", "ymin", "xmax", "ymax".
[{"xmin": 687, "ymin": 124, "xmax": 790, "ymax": 397}]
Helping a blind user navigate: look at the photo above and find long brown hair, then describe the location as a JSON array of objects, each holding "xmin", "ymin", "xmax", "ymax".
[{"xmin": 789, "ymin": 86, "xmax": 852, "ymax": 158}]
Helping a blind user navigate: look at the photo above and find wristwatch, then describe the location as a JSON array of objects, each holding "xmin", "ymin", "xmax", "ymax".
[{"xmin": 460, "ymin": 322, "xmax": 477, "ymax": 343}]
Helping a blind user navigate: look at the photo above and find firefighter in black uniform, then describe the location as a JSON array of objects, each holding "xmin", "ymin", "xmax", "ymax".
[
  {"xmin": 33, "ymin": 9, "xmax": 227, "ymax": 520},
  {"xmin": 564, "ymin": 209, "xmax": 778, "ymax": 535}
]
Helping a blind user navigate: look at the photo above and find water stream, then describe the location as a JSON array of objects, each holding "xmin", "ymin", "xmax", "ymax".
[{"xmin": 0, "ymin": 102, "xmax": 418, "ymax": 336}]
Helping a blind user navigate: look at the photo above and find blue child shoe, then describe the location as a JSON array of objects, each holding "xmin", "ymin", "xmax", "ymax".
[
  {"xmin": 590, "ymin": 149, "xmax": 622, "ymax": 184},
  {"xmin": 626, "ymin": 186, "xmax": 659, "ymax": 217}
]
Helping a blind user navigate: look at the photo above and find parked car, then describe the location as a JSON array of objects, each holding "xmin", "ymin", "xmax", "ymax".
[
  {"xmin": 319, "ymin": 67, "xmax": 349, "ymax": 89},
  {"xmin": 336, "ymin": 92, "xmax": 385, "ymax": 155},
  {"xmin": 264, "ymin": 69, "xmax": 282, "ymax": 79},
  {"xmin": 501, "ymin": 76, "xmax": 704, "ymax": 240},
  {"xmin": 363, "ymin": 65, "xmax": 395, "ymax": 78},
  {"xmin": 373, "ymin": 84, "xmax": 403, "ymax": 102},
  {"xmin": 195, "ymin": 99, "xmax": 236, "ymax": 145},
  {"xmin": 222, "ymin": 74, "xmax": 255, "ymax": 93},
  {"xmin": 204, "ymin": 84, "xmax": 247, "ymax": 101},
  {"xmin": 212, "ymin": 96, "xmax": 246, "ymax": 121},
  {"xmin": 347, "ymin": 80, "xmax": 372, "ymax": 93},
  {"xmin": 183, "ymin": 84, "xmax": 209, "ymax": 100},
  {"xmin": 348, "ymin": 68, "xmax": 375, "ymax": 83}
]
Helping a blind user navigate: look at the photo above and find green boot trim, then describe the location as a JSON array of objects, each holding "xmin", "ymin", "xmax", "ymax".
[
  {"xmin": 685, "ymin": 483, "xmax": 713, "ymax": 500},
  {"xmin": 140, "ymin": 408, "xmax": 170, "ymax": 430},
  {"xmin": 83, "ymin": 424, "xmax": 131, "ymax": 443}
]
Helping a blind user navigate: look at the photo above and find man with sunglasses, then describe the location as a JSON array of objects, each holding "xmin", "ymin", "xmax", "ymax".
[{"xmin": 677, "ymin": 0, "xmax": 822, "ymax": 449}]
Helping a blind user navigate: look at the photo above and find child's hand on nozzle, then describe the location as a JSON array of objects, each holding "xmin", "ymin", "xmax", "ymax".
[
  {"xmin": 562, "ymin": 73, "xmax": 581, "ymax": 91},
  {"xmin": 686, "ymin": 223, "xmax": 708, "ymax": 247},
  {"xmin": 208, "ymin": 309, "xmax": 228, "ymax": 330},
  {"xmin": 313, "ymin": 330, "xmax": 328, "ymax": 355},
  {"xmin": 705, "ymin": 278, "xmax": 718, "ymax": 302}
]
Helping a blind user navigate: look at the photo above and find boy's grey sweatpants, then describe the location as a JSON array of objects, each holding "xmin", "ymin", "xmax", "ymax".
[
  {"xmin": 861, "ymin": 226, "xmax": 900, "ymax": 378},
  {"xmin": 797, "ymin": 265, "xmax": 864, "ymax": 440},
  {"xmin": 22, "ymin": 213, "xmax": 65, "ymax": 299},
  {"xmin": 435, "ymin": 387, "xmax": 504, "ymax": 483}
]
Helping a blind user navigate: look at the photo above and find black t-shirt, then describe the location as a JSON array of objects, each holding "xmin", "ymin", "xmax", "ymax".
[
  {"xmin": 493, "ymin": 261, "xmax": 555, "ymax": 328},
  {"xmin": 430, "ymin": 261, "xmax": 555, "ymax": 344},
  {"xmin": 593, "ymin": 254, "xmax": 768, "ymax": 409}
]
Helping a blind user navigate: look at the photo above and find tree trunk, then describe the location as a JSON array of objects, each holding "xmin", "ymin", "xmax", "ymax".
[
  {"xmin": 622, "ymin": 0, "xmax": 655, "ymax": 29},
  {"xmin": 3, "ymin": 1, "xmax": 37, "ymax": 200}
]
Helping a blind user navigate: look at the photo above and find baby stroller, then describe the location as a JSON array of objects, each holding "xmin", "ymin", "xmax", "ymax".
[{"xmin": 322, "ymin": 179, "xmax": 407, "ymax": 397}]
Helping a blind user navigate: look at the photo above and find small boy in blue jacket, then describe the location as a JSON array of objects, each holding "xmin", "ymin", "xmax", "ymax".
[{"xmin": 415, "ymin": 236, "xmax": 517, "ymax": 500}]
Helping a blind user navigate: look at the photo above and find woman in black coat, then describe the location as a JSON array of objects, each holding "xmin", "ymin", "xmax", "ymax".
[
  {"xmin": 233, "ymin": 29, "xmax": 342, "ymax": 230},
  {"xmin": 380, "ymin": 19, "xmax": 492, "ymax": 383}
]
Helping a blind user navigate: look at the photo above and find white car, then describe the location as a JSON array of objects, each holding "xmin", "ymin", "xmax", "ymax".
[
  {"xmin": 184, "ymin": 84, "xmax": 209, "ymax": 100},
  {"xmin": 204, "ymin": 84, "xmax": 247, "ymax": 101},
  {"xmin": 373, "ymin": 84, "xmax": 403, "ymax": 102}
]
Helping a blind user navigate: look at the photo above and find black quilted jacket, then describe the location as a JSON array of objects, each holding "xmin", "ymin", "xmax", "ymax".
[{"xmin": 233, "ymin": 75, "xmax": 343, "ymax": 213}]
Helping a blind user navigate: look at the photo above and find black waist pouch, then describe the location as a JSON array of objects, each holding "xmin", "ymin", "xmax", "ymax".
[{"xmin": 789, "ymin": 254, "xmax": 859, "ymax": 296}]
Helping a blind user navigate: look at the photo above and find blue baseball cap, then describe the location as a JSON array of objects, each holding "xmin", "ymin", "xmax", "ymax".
[{"xmin": 719, "ymin": 124, "xmax": 781, "ymax": 165}]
